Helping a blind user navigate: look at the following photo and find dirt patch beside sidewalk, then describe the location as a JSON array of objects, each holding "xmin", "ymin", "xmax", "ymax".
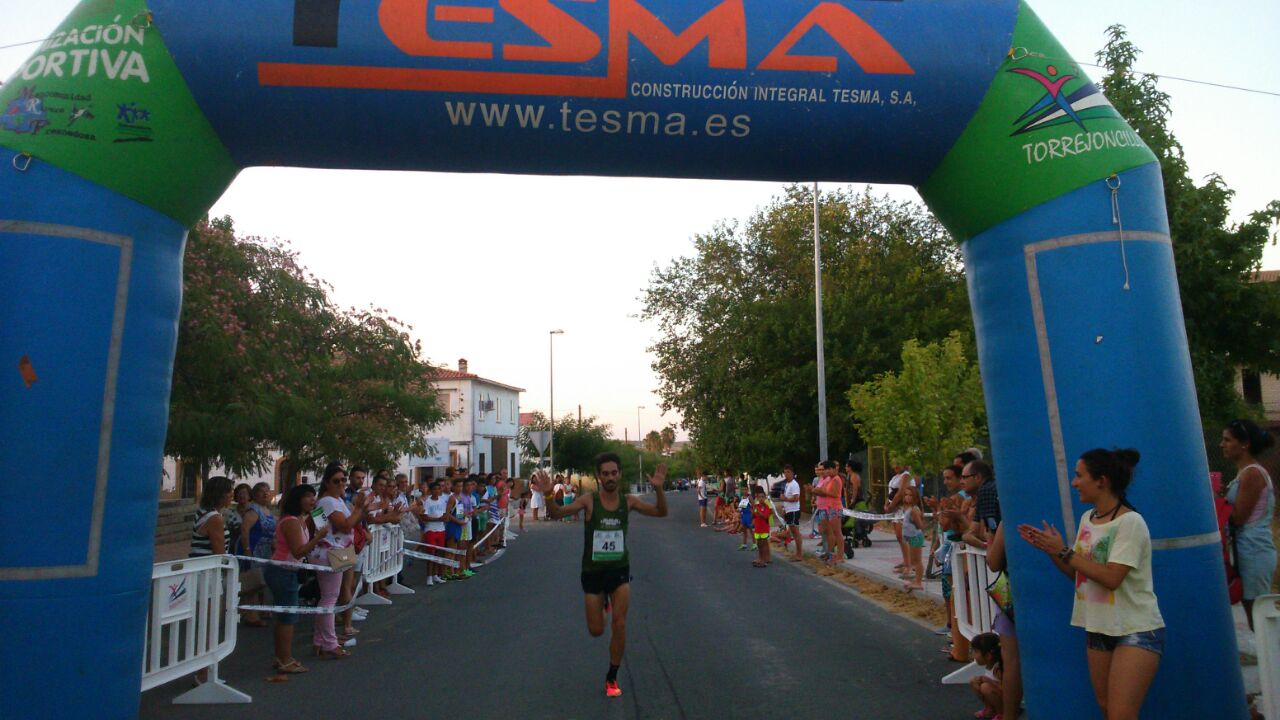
[{"xmin": 802, "ymin": 556, "xmax": 949, "ymax": 626}]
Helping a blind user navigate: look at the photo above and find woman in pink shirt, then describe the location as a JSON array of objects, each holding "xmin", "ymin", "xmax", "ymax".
[
  {"xmin": 812, "ymin": 460, "xmax": 844, "ymax": 567},
  {"xmin": 264, "ymin": 484, "xmax": 330, "ymax": 673}
]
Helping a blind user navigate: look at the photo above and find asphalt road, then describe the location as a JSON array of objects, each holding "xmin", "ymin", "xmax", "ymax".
[{"xmin": 140, "ymin": 492, "xmax": 977, "ymax": 719}]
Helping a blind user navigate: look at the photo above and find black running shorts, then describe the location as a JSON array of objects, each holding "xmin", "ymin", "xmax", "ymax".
[{"xmin": 580, "ymin": 566, "xmax": 631, "ymax": 596}]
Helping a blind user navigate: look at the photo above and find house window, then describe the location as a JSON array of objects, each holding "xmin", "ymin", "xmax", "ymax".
[
  {"xmin": 437, "ymin": 391, "xmax": 454, "ymax": 414},
  {"xmin": 1243, "ymin": 370, "xmax": 1263, "ymax": 405}
]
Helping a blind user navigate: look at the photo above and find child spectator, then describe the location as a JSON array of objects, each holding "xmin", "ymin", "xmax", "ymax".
[
  {"xmin": 738, "ymin": 496, "xmax": 754, "ymax": 550},
  {"xmin": 751, "ymin": 486, "xmax": 772, "ymax": 568},
  {"xmin": 899, "ymin": 486, "xmax": 926, "ymax": 592},
  {"xmin": 968, "ymin": 632, "xmax": 1003, "ymax": 719}
]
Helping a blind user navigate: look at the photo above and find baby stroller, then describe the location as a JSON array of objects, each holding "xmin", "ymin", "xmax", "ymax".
[{"xmin": 843, "ymin": 494, "xmax": 874, "ymax": 554}]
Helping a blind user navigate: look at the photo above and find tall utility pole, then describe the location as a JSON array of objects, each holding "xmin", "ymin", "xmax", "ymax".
[
  {"xmin": 813, "ymin": 182, "xmax": 829, "ymax": 462},
  {"xmin": 549, "ymin": 329, "xmax": 564, "ymax": 477},
  {"xmin": 637, "ymin": 405, "xmax": 645, "ymax": 491}
]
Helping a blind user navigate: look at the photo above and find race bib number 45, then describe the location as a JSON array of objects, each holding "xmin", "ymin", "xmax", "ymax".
[{"xmin": 592, "ymin": 530, "xmax": 625, "ymax": 562}]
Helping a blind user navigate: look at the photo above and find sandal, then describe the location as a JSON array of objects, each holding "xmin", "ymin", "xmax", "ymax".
[
  {"xmin": 752, "ymin": 561, "xmax": 767, "ymax": 568},
  {"xmin": 273, "ymin": 658, "xmax": 309, "ymax": 674},
  {"xmin": 313, "ymin": 646, "xmax": 351, "ymax": 660}
]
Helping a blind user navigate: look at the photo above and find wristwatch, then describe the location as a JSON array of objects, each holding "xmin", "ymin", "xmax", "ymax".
[{"xmin": 1057, "ymin": 546, "xmax": 1075, "ymax": 562}]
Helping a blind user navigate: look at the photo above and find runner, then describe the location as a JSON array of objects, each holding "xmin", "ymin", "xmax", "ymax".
[{"xmin": 535, "ymin": 452, "xmax": 668, "ymax": 699}]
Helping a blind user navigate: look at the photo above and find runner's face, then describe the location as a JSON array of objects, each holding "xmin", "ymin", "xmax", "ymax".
[{"xmin": 598, "ymin": 462, "xmax": 621, "ymax": 492}]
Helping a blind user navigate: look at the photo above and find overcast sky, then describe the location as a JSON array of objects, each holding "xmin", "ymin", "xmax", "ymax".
[{"xmin": 4, "ymin": 2, "xmax": 1277, "ymax": 446}]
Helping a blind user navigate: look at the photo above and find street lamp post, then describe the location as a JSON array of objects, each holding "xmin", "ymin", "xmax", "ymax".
[
  {"xmin": 813, "ymin": 181, "xmax": 829, "ymax": 462},
  {"xmin": 637, "ymin": 405, "xmax": 645, "ymax": 492},
  {"xmin": 549, "ymin": 329, "xmax": 564, "ymax": 479}
]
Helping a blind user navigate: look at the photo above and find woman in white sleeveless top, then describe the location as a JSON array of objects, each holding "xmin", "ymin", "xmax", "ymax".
[{"xmin": 1221, "ymin": 418, "xmax": 1277, "ymax": 630}]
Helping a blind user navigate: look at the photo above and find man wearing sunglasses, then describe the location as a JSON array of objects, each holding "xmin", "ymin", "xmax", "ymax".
[{"xmin": 535, "ymin": 452, "xmax": 668, "ymax": 699}]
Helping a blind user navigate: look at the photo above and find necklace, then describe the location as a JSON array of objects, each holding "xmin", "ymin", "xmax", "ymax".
[{"xmin": 1091, "ymin": 502, "xmax": 1122, "ymax": 521}]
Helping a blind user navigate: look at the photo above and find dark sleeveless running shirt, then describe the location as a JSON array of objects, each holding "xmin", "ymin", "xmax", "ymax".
[{"xmin": 582, "ymin": 492, "xmax": 630, "ymax": 573}]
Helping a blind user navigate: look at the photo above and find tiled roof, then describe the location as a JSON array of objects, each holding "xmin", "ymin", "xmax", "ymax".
[
  {"xmin": 430, "ymin": 367, "xmax": 525, "ymax": 393},
  {"xmin": 431, "ymin": 368, "xmax": 477, "ymax": 381},
  {"xmin": 1254, "ymin": 270, "xmax": 1280, "ymax": 283},
  {"xmin": 519, "ymin": 412, "xmax": 537, "ymax": 426}
]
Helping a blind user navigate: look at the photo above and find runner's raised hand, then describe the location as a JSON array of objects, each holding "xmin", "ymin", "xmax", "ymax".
[
  {"xmin": 647, "ymin": 464, "xmax": 668, "ymax": 490},
  {"xmin": 534, "ymin": 469, "xmax": 553, "ymax": 496}
]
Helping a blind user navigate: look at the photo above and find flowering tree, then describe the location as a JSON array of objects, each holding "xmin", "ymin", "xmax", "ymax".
[{"xmin": 167, "ymin": 217, "xmax": 446, "ymax": 481}]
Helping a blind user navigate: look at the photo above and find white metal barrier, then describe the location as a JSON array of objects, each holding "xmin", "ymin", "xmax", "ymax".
[
  {"xmin": 942, "ymin": 544, "xmax": 998, "ymax": 685},
  {"xmin": 356, "ymin": 524, "xmax": 414, "ymax": 606},
  {"xmin": 1255, "ymin": 594, "xmax": 1280, "ymax": 720},
  {"xmin": 142, "ymin": 555, "xmax": 251, "ymax": 704}
]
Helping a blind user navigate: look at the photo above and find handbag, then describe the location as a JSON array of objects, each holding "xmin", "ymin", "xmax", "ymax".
[
  {"xmin": 352, "ymin": 523, "xmax": 370, "ymax": 554},
  {"xmin": 986, "ymin": 570, "xmax": 1014, "ymax": 616},
  {"xmin": 326, "ymin": 545, "xmax": 358, "ymax": 572},
  {"xmin": 1226, "ymin": 525, "xmax": 1244, "ymax": 605}
]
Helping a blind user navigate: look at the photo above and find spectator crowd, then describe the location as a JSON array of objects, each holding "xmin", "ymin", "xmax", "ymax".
[
  {"xmin": 189, "ymin": 464, "xmax": 519, "ymax": 676},
  {"xmin": 691, "ymin": 417, "xmax": 1276, "ymax": 720}
]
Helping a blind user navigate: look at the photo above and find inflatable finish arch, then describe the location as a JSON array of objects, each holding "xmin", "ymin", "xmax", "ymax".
[{"xmin": 0, "ymin": 1, "xmax": 1245, "ymax": 717}]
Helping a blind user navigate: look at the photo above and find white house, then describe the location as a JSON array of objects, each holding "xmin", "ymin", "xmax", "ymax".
[{"xmin": 413, "ymin": 358, "xmax": 524, "ymax": 478}]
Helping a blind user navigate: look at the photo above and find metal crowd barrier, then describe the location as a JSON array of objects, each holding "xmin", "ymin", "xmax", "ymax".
[
  {"xmin": 142, "ymin": 512, "xmax": 519, "ymax": 703},
  {"xmin": 141, "ymin": 555, "xmax": 251, "ymax": 704},
  {"xmin": 356, "ymin": 524, "xmax": 414, "ymax": 606},
  {"xmin": 1256, "ymin": 594, "xmax": 1279, "ymax": 720},
  {"xmin": 941, "ymin": 544, "xmax": 998, "ymax": 685}
]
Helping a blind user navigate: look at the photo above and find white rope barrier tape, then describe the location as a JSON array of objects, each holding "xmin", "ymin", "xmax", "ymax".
[
  {"xmin": 403, "ymin": 539, "xmax": 467, "ymax": 556},
  {"xmin": 233, "ymin": 554, "xmax": 340, "ymax": 573},
  {"xmin": 476, "ymin": 516, "xmax": 506, "ymax": 545},
  {"xmin": 841, "ymin": 509, "xmax": 935, "ymax": 522},
  {"xmin": 237, "ymin": 576, "xmax": 367, "ymax": 615},
  {"xmin": 402, "ymin": 548, "xmax": 462, "ymax": 568}
]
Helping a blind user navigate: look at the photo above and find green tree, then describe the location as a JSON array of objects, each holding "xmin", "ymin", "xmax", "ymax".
[
  {"xmin": 519, "ymin": 411, "xmax": 613, "ymax": 475},
  {"xmin": 271, "ymin": 307, "xmax": 448, "ymax": 477},
  {"xmin": 659, "ymin": 425, "xmax": 677, "ymax": 453},
  {"xmin": 847, "ymin": 332, "xmax": 987, "ymax": 477},
  {"xmin": 1098, "ymin": 27, "xmax": 1280, "ymax": 463},
  {"xmin": 643, "ymin": 430, "xmax": 664, "ymax": 454},
  {"xmin": 642, "ymin": 185, "xmax": 971, "ymax": 473}
]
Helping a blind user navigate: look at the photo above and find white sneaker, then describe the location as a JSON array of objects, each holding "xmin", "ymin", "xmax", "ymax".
[
  {"xmin": 434, "ymin": 575, "xmax": 446, "ymax": 583},
  {"xmin": 426, "ymin": 577, "xmax": 435, "ymax": 587},
  {"xmin": 700, "ymin": 523, "xmax": 708, "ymax": 528},
  {"xmin": 352, "ymin": 608, "xmax": 369, "ymax": 620}
]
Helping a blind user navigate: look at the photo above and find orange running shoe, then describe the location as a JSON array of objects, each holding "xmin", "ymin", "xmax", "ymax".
[{"xmin": 605, "ymin": 680, "xmax": 622, "ymax": 698}]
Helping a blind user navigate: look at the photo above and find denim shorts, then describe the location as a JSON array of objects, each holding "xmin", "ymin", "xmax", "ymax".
[
  {"xmin": 814, "ymin": 508, "xmax": 839, "ymax": 523},
  {"xmin": 1086, "ymin": 628, "xmax": 1165, "ymax": 656},
  {"xmin": 263, "ymin": 564, "xmax": 300, "ymax": 625}
]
